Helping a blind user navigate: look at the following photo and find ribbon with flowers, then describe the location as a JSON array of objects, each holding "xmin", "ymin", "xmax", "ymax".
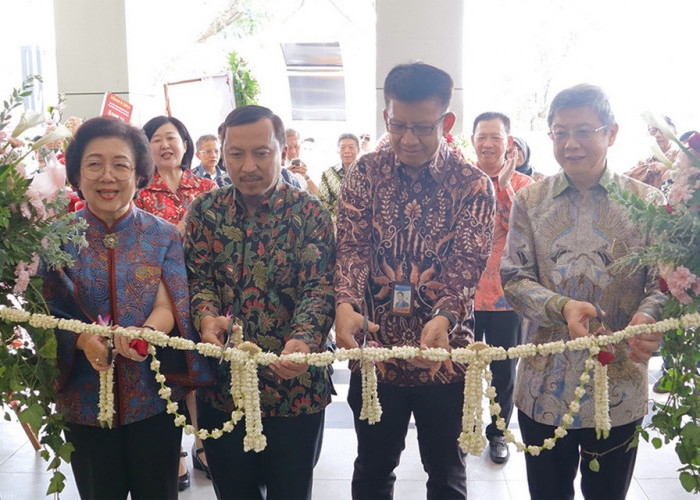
[{"xmin": 2, "ymin": 306, "xmax": 695, "ymax": 459}]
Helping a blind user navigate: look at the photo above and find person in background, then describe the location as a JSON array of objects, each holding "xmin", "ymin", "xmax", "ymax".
[
  {"xmin": 501, "ymin": 83, "xmax": 665, "ymax": 500},
  {"xmin": 625, "ymin": 115, "xmax": 679, "ymax": 188},
  {"xmin": 285, "ymin": 128, "xmax": 319, "ymax": 196},
  {"xmin": 471, "ymin": 111, "xmax": 534, "ymax": 464},
  {"xmin": 136, "ymin": 116, "xmax": 216, "ymax": 237},
  {"xmin": 334, "ymin": 62, "xmax": 495, "ymax": 500},
  {"xmin": 512, "ymin": 136, "xmax": 544, "ymax": 181},
  {"xmin": 136, "ymin": 115, "xmax": 217, "ymax": 489},
  {"xmin": 193, "ymin": 134, "xmax": 230, "ymax": 187},
  {"xmin": 359, "ymin": 133, "xmax": 372, "ymax": 154},
  {"xmin": 318, "ymin": 132, "xmax": 359, "ymax": 219},
  {"xmin": 185, "ymin": 105, "xmax": 335, "ymax": 499},
  {"xmin": 44, "ymin": 116, "xmax": 211, "ymax": 499}
]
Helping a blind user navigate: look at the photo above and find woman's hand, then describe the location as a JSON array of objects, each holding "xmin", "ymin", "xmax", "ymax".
[
  {"xmin": 77, "ymin": 333, "xmax": 112, "ymax": 372},
  {"xmin": 113, "ymin": 326, "xmax": 149, "ymax": 362}
]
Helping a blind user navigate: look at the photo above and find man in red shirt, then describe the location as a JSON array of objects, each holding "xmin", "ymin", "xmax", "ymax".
[{"xmin": 471, "ymin": 112, "xmax": 533, "ymax": 463}]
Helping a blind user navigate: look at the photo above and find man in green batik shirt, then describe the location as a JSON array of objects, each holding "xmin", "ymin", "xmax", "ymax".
[{"xmin": 184, "ymin": 105, "xmax": 335, "ymax": 500}]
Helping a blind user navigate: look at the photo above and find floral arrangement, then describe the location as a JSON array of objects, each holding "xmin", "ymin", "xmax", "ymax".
[
  {"xmin": 611, "ymin": 113, "xmax": 700, "ymax": 493},
  {"xmin": 0, "ymin": 76, "xmax": 86, "ymax": 495}
]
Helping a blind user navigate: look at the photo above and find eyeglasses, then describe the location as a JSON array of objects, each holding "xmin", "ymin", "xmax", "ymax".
[
  {"xmin": 198, "ymin": 149, "xmax": 219, "ymax": 155},
  {"xmin": 360, "ymin": 135, "xmax": 370, "ymax": 142},
  {"xmin": 548, "ymin": 125, "xmax": 608, "ymax": 144},
  {"xmin": 81, "ymin": 163, "xmax": 135, "ymax": 181},
  {"xmin": 386, "ymin": 114, "xmax": 446, "ymax": 136}
]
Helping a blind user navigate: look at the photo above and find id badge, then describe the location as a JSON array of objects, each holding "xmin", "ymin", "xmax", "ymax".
[{"xmin": 391, "ymin": 282, "xmax": 413, "ymax": 316}]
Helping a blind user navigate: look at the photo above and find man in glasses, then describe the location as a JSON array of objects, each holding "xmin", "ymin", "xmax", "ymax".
[
  {"xmin": 334, "ymin": 62, "xmax": 495, "ymax": 500},
  {"xmin": 470, "ymin": 112, "xmax": 533, "ymax": 464},
  {"xmin": 193, "ymin": 134, "xmax": 231, "ymax": 187},
  {"xmin": 501, "ymin": 84, "xmax": 665, "ymax": 499}
]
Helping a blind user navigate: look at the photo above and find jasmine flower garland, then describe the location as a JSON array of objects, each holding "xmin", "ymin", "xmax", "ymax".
[{"xmin": 3, "ymin": 306, "xmax": 699, "ymax": 457}]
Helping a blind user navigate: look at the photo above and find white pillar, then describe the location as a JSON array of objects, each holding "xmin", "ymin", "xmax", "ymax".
[
  {"xmin": 375, "ymin": 0, "xmax": 464, "ymax": 136},
  {"xmin": 53, "ymin": 0, "xmax": 130, "ymax": 120}
]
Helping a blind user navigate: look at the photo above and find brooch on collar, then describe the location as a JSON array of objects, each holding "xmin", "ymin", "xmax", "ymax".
[{"xmin": 103, "ymin": 233, "xmax": 119, "ymax": 249}]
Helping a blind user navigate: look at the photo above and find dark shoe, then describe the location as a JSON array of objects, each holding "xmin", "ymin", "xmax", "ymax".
[
  {"xmin": 653, "ymin": 378, "xmax": 670, "ymax": 394},
  {"xmin": 178, "ymin": 450, "xmax": 190, "ymax": 491},
  {"xmin": 192, "ymin": 443, "xmax": 211, "ymax": 479},
  {"xmin": 489, "ymin": 436, "xmax": 509, "ymax": 464}
]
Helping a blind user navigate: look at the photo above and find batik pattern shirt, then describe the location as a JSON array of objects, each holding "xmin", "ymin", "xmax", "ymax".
[
  {"xmin": 185, "ymin": 179, "xmax": 335, "ymax": 417},
  {"xmin": 135, "ymin": 169, "xmax": 216, "ymax": 225},
  {"xmin": 43, "ymin": 205, "xmax": 212, "ymax": 427},
  {"xmin": 625, "ymin": 148, "xmax": 679, "ymax": 189},
  {"xmin": 319, "ymin": 164, "xmax": 346, "ymax": 218},
  {"xmin": 474, "ymin": 170, "xmax": 533, "ymax": 311},
  {"xmin": 335, "ymin": 141, "xmax": 495, "ymax": 386},
  {"xmin": 501, "ymin": 167, "xmax": 666, "ymax": 428}
]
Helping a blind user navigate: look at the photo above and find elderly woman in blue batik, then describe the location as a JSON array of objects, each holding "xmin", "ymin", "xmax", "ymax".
[{"xmin": 43, "ymin": 117, "xmax": 212, "ymax": 500}]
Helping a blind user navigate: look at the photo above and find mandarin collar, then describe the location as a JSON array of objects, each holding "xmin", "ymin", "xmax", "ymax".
[{"xmin": 83, "ymin": 202, "xmax": 135, "ymax": 233}]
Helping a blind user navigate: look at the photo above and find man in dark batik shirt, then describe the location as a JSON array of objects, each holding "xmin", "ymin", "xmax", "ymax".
[
  {"xmin": 334, "ymin": 62, "xmax": 496, "ymax": 500},
  {"xmin": 185, "ymin": 105, "xmax": 335, "ymax": 500}
]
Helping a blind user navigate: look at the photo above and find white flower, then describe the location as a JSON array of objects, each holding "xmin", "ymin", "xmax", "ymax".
[
  {"xmin": 543, "ymin": 438, "xmax": 556, "ymax": 450},
  {"xmin": 12, "ymin": 111, "xmax": 44, "ymax": 137}
]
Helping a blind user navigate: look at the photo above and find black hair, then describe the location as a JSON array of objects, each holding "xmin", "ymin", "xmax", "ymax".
[
  {"xmin": 142, "ymin": 115, "xmax": 194, "ymax": 170},
  {"xmin": 384, "ymin": 62, "xmax": 453, "ymax": 113},
  {"xmin": 222, "ymin": 105, "xmax": 286, "ymax": 149},
  {"xmin": 472, "ymin": 112, "xmax": 511, "ymax": 134},
  {"xmin": 65, "ymin": 116, "xmax": 153, "ymax": 198}
]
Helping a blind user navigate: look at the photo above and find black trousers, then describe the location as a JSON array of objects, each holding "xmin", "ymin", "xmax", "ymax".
[
  {"xmin": 347, "ymin": 374, "xmax": 466, "ymax": 500},
  {"xmin": 518, "ymin": 410, "xmax": 642, "ymax": 500},
  {"xmin": 65, "ymin": 411, "xmax": 182, "ymax": 500},
  {"xmin": 197, "ymin": 400, "xmax": 324, "ymax": 500},
  {"xmin": 474, "ymin": 310, "xmax": 522, "ymax": 439}
]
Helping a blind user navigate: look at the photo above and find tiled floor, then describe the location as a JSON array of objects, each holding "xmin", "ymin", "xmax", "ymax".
[{"xmin": 0, "ymin": 356, "xmax": 695, "ymax": 499}]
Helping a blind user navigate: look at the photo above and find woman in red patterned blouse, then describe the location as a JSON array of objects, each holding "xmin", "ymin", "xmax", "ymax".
[
  {"xmin": 136, "ymin": 116, "xmax": 216, "ymax": 237},
  {"xmin": 136, "ymin": 115, "xmax": 216, "ymax": 490}
]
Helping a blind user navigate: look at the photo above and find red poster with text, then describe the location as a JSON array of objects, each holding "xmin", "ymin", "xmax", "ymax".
[{"xmin": 101, "ymin": 93, "xmax": 133, "ymax": 122}]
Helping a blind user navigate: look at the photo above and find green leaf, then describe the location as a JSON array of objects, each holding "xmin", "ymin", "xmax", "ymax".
[
  {"xmin": 37, "ymin": 337, "xmax": 57, "ymax": 359},
  {"xmin": 652, "ymin": 437, "xmax": 662, "ymax": 449},
  {"xmin": 679, "ymin": 471, "xmax": 697, "ymax": 493},
  {"xmin": 59, "ymin": 441, "xmax": 74, "ymax": 462},
  {"xmin": 46, "ymin": 471, "xmax": 66, "ymax": 495},
  {"xmin": 17, "ymin": 403, "xmax": 44, "ymax": 430},
  {"xmin": 588, "ymin": 458, "xmax": 600, "ymax": 472}
]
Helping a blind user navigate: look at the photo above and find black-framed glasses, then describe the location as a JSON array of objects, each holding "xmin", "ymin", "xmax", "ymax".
[
  {"xmin": 386, "ymin": 114, "xmax": 446, "ymax": 136},
  {"xmin": 360, "ymin": 135, "xmax": 370, "ymax": 142},
  {"xmin": 548, "ymin": 125, "xmax": 608, "ymax": 144},
  {"xmin": 81, "ymin": 163, "xmax": 135, "ymax": 181}
]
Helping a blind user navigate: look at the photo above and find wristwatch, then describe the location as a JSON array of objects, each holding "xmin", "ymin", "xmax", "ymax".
[{"xmin": 432, "ymin": 309, "xmax": 457, "ymax": 331}]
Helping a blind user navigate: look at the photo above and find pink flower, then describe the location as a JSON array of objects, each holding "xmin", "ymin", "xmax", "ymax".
[
  {"xmin": 13, "ymin": 265, "xmax": 30, "ymax": 295},
  {"xmin": 665, "ymin": 265, "xmax": 700, "ymax": 304},
  {"xmin": 64, "ymin": 116, "xmax": 83, "ymax": 135},
  {"xmin": 19, "ymin": 202, "xmax": 32, "ymax": 219},
  {"xmin": 27, "ymin": 253, "xmax": 40, "ymax": 276}
]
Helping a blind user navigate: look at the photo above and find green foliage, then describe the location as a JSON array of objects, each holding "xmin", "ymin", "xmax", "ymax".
[
  {"xmin": 611, "ymin": 163, "xmax": 700, "ymax": 492},
  {"xmin": 0, "ymin": 76, "xmax": 88, "ymax": 496},
  {"xmin": 227, "ymin": 50, "xmax": 260, "ymax": 108}
]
